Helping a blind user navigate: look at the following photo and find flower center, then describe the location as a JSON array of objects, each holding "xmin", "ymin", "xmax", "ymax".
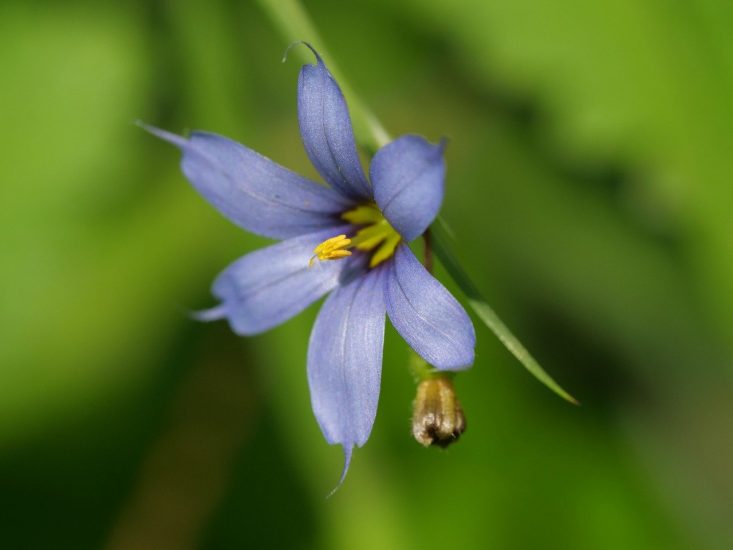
[{"xmin": 310, "ymin": 204, "xmax": 401, "ymax": 269}]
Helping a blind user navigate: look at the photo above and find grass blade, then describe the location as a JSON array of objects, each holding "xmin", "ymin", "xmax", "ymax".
[{"xmin": 432, "ymin": 221, "xmax": 579, "ymax": 405}]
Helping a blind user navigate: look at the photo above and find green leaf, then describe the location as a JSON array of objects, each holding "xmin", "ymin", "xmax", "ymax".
[{"xmin": 431, "ymin": 220, "xmax": 579, "ymax": 405}]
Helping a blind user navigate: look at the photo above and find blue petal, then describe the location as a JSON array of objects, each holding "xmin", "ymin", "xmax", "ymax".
[
  {"xmin": 385, "ymin": 244, "xmax": 475, "ymax": 370},
  {"xmin": 141, "ymin": 124, "xmax": 352, "ymax": 240},
  {"xmin": 370, "ymin": 135, "xmax": 446, "ymax": 242},
  {"xmin": 297, "ymin": 44, "xmax": 372, "ymax": 201},
  {"xmin": 307, "ymin": 266, "xmax": 387, "ymax": 488},
  {"xmin": 206, "ymin": 228, "xmax": 362, "ymax": 335}
]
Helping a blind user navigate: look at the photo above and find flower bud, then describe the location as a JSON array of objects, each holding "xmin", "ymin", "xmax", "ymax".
[{"xmin": 411, "ymin": 376, "xmax": 466, "ymax": 448}]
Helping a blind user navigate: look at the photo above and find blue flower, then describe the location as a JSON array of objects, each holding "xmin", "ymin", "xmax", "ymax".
[{"xmin": 143, "ymin": 45, "xmax": 475, "ymax": 487}]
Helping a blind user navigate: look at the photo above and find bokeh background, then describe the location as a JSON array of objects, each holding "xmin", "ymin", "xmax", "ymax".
[{"xmin": 2, "ymin": 0, "xmax": 733, "ymax": 548}]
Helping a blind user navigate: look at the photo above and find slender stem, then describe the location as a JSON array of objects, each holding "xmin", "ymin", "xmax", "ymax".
[
  {"xmin": 422, "ymin": 229, "xmax": 434, "ymax": 274},
  {"xmin": 408, "ymin": 350, "xmax": 448, "ymax": 383},
  {"xmin": 408, "ymin": 352, "xmax": 430, "ymax": 382}
]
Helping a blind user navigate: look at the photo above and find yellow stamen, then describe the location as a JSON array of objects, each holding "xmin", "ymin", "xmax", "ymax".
[
  {"xmin": 309, "ymin": 234, "xmax": 353, "ymax": 267},
  {"xmin": 308, "ymin": 206, "xmax": 403, "ymax": 268},
  {"xmin": 369, "ymin": 231, "xmax": 401, "ymax": 267},
  {"xmin": 350, "ymin": 222, "xmax": 391, "ymax": 250}
]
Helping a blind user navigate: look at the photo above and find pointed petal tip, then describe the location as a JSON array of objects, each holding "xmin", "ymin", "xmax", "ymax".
[
  {"xmin": 326, "ymin": 444, "xmax": 354, "ymax": 499},
  {"xmin": 136, "ymin": 120, "xmax": 188, "ymax": 148},
  {"xmin": 307, "ymin": 269, "xmax": 385, "ymax": 497},
  {"xmin": 190, "ymin": 304, "xmax": 227, "ymax": 322}
]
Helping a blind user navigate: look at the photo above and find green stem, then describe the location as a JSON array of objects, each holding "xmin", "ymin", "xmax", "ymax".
[
  {"xmin": 423, "ymin": 228, "xmax": 434, "ymax": 274},
  {"xmin": 408, "ymin": 351, "xmax": 448, "ymax": 383}
]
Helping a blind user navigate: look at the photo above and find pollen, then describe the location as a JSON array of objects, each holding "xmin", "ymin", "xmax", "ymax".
[
  {"xmin": 341, "ymin": 203, "xmax": 402, "ymax": 267},
  {"xmin": 309, "ymin": 234, "xmax": 353, "ymax": 267},
  {"xmin": 309, "ymin": 207, "xmax": 402, "ymax": 268},
  {"xmin": 343, "ymin": 204, "xmax": 402, "ymax": 268}
]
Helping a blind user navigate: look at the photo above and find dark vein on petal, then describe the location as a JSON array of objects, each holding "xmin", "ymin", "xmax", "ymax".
[
  {"xmin": 380, "ymin": 155, "xmax": 437, "ymax": 213},
  {"xmin": 338, "ymin": 274, "xmax": 367, "ymax": 440}
]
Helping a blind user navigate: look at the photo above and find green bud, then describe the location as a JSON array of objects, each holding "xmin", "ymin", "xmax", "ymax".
[{"xmin": 411, "ymin": 376, "xmax": 466, "ymax": 448}]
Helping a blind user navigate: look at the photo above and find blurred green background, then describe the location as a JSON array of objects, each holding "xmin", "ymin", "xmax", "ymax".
[{"xmin": 2, "ymin": 0, "xmax": 733, "ymax": 548}]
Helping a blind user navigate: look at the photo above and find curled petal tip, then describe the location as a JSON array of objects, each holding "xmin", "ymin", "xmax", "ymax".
[
  {"xmin": 297, "ymin": 44, "xmax": 371, "ymax": 200},
  {"xmin": 326, "ymin": 445, "xmax": 353, "ymax": 499},
  {"xmin": 281, "ymin": 41, "xmax": 299, "ymax": 63},
  {"xmin": 190, "ymin": 304, "xmax": 227, "ymax": 322},
  {"xmin": 282, "ymin": 40, "xmax": 320, "ymax": 64}
]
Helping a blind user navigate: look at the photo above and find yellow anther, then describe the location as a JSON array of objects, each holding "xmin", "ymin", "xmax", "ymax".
[
  {"xmin": 312, "ymin": 206, "xmax": 403, "ymax": 268},
  {"xmin": 309, "ymin": 234, "xmax": 353, "ymax": 267}
]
